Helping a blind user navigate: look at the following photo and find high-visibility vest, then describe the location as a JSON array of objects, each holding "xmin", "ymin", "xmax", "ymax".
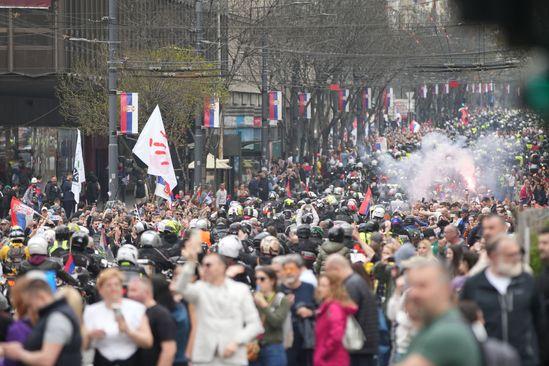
[{"xmin": 48, "ymin": 239, "xmax": 69, "ymax": 255}]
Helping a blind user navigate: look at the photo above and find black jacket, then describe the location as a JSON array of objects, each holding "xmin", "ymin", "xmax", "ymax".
[
  {"xmin": 344, "ymin": 273, "xmax": 379, "ymax": 355},
  {"xmin": 44, "ymin": 182, "xmax": 61, "ymax": 204},
  {"xmin": 537, "ymin": 266, "xmax": 549, "ymax": 365},
  {"xmin": 19, "ymin": 257, "xmax": 78, "ymax": 286},
  {"xmin": 461, "ymin": 269, "xmax": 545, "ymax": 366},
  {"xmin": 138, "ymin": 247, "xmax": 174, "ymax": 273},
  {"xmin": 24, "ymin": 298, "xmax": 82, "ymax": 366}
]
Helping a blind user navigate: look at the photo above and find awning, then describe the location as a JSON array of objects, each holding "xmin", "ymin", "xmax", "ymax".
[
  {"xmin": 0, "ymin": 1, "xmax": 51, "ymax": 8},
  {"xmin": 188, "ymin": 154, "xmax": 232, "ymax": 170}
]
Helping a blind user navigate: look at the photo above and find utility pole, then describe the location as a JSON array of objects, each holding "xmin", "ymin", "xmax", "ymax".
[
  {"xmin": 107, "ymin": 0, "xmax": 119, "ymax": 200},
  {"xmin": 217, "ymin": 0, "xmax": 224, "ymax": 160},
  {"xmin": 193, "ymin": 0, "xmax": 205, "ymax": 190},
  {"xmin": 260, "ymin": 32, "xmax": 269, "ymax": 168}
]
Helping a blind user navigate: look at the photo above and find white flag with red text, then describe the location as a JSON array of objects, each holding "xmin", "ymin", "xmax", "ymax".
[{"xmin": 132, "ymin": 105, "xmax": 177, "ymax": 201}]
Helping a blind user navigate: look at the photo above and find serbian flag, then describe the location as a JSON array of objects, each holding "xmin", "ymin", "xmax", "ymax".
[
  {"xmin": 64, "ymin": 252, "xmax": 75, "ymax": 274},
  {"xmin": 269, "ymin": 91, "xmax": 282, "ymax": 121},
  {"xmin": 10, "ymin": 197, "xmax": 35, "ymax": 229},
  {"xmin": 203, "ymin": 96, "xmax": 220, "ymax": 128},
  {"xmin": 298, "ymin": 92, "xmax": 311, "ymax": 119},
  {"xmin": 337, "ymin": 89, "xmax": 350, "ymax": 112},
  {"xmin": 120, "ymin": 92, "xmax": 139, "ymax": 134},
  {"xmin": 358, "ymin": 186, "xmax": 372, "ymax": 216}
]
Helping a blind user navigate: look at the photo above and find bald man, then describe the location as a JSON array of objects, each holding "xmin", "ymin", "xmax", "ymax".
[
  {"xmin": 398, "ymin": 260, "xmax": 482, "ymax": 366},
  {"xmin": 325, "ymin": 255, "xmax": 378, "ymax": 366}
]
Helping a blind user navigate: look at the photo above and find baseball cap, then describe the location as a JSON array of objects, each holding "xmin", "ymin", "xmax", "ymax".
[{"xmin": 218, "ymin": 235, "xmax": 243, "ymax": 259}]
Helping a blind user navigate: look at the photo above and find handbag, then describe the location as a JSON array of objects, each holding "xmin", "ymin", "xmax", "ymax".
[{"xmin": 343, "ymin": 315, "xmax": 366, "ymax": 351}]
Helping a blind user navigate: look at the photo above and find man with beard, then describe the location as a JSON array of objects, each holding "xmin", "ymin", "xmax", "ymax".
[
  {"xmin": 461, "ymin": 235, "xmax": 545, "ymax": 366},
  {"xmin": 397, "ymin": 259, "xmax": 482, "ymax": 366}
]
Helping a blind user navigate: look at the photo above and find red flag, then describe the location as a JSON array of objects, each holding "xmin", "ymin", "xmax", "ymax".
[{"xmin": 358, "ymin": 186, "xmax": 372, "ymax": 216}]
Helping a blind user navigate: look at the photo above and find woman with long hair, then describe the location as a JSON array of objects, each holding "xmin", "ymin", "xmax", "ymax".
[
  {"xmin": 4, "ymin": 277, "xmax": 33, "ymax": 366},
  {"xmin": 251, "ymin": 266, "xmax": 290, "ymax": 366},
  {"xmin": 445, "ymin": 244, "xmax": 464, "ymax": 278},
  {"xmin": 416, "ymin": 240, "xmax": 436, "ymax": 260},
  {"xmin": 314, "ymin": 273, "xmax": 357, "ymax": 366}
]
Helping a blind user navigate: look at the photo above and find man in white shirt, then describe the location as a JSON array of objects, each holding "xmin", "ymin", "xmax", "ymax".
[{"xmin": 172, "ymin": 233, "xmax": 263, "ymax": 365}]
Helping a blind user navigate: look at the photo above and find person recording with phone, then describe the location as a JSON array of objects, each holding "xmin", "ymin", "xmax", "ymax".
[{"xmin": 83, "ymin": 268, "xmax": 152, "ymax": 366}]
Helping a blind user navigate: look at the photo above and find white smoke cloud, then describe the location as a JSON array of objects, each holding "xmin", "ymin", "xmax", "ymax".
[{"xmin": 379, "ymin": 132, "xmax": 520, "ymax": 202}]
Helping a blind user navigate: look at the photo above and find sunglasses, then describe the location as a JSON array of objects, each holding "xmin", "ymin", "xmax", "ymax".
[{"xmin": 256, "ymin": 276, "xmax": 268, "ymax": 282}]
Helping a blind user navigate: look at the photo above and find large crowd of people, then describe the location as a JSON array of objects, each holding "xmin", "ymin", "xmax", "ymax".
[{"xmin": 0, "ymin": 107, "xmax": 546, "ymax": 366}]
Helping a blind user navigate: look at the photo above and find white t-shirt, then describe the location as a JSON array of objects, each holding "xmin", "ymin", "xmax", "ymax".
[
  {"xmin": 83, "ymin": 298, "xmax": 146, "ymax": 361},
  {"xmin": 485, "ymin": 268, "xmax": 511, "ymax": 295}
]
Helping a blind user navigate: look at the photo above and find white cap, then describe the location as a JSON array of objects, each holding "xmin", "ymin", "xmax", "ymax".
[
  {"xmin": 31, "ymin": 177, "xmax": 38, "ymax": 184},
  {"xmin": 218, "ymin": 235, "xmax": 243, "ymax": 259}
]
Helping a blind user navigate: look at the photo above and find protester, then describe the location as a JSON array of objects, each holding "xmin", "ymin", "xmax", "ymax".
[
  {"xmin": 1, "ymin": 271, "xmax": 82, "ymax": 366},
  {"xmin": 127, "ymin": 277, "xmax": 177, "ymax": 366},
  {"xmin": 83, "ymin": 268, "xmax": 153, "ymax": 366},
  {"xmin": 251, "ymin": 266, "xmax": 291, "ymax": 366},
  {"xmin": 172, "ymin": 233, "xmax": 263, "ymax": 365},
  {"xmin": 397, "ymin": 259, "xmax": 482, "ymax": 366},
  {"xmin": 461, "ymin": 235, "xmax": 544, "ymax": 366},
  {"xmin": 314, "ymin": 273, "xmax": 357, "ymax": 366}
]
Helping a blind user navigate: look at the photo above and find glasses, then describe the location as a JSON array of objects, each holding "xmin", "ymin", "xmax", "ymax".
[{"xmin": 256, "ymin": 276, "xmax": 268, "ymax": 282}]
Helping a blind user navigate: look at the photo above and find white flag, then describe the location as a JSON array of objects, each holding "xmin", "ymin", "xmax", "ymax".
[
  {"xmin": 71, "ymin": 129, "xmax": 85, "ymax": 204},
  {"xmin": 132, "ymin": 106, "xmax": 177, "ymax": 201}
]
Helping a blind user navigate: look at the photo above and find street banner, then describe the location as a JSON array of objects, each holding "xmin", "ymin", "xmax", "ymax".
[
  {"xmin": 120, "ymin": 92, "xmax": 138, "ymax": 134},
  {"xmin": 388, "ymin": 87, "xmax": 394, "ymax": 108},
  {"xmin": 506, "ymin": 84, "xmax": 511, "ymax": 94},
  {"xmin": 10, "ymin": 197, "xmax": 35, "ymax": 229},
  {"xmin": 298, "ymin": 92, "xmax": 311, "ymax": 119},
  {"xmin": 444, "ymin": 83, "xmax": 450, "ymax": 94},
  {"xmin": 132, "ymin": 106, "xmax": 177, "ymax": 202},
  {"xmin": 434, "ymin": 84, "xmax": 439, "ymax": 95},
  {"xmin": 269, "ymin": 91, "xmax": 282, "ymax": 121},
  {"xmin": 71, "ymin": 129, "xmax": 86, "ymax": 204},
  {"xmin": 0, "ymin": 1, "xmax": 51, "ymax": 8},
  {"xmin": 203, "ymin": 96, "xmax": 220, "ymax": 128}
]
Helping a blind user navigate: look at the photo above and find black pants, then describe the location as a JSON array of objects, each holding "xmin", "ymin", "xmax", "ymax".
[
  {"xmin": 93, "ymin": 350, "xmax": 138, "ymax": 366},
  {"xmin": 63, "ymin": 200, "xmax": 75, "ymax": 218},
  {"xmin": 286, "ymin": 331, "xmax": 313, "ymax": 366},
  {"xmin": 350, "ymin": 353, "xmax": 378, "ymax": 366}
]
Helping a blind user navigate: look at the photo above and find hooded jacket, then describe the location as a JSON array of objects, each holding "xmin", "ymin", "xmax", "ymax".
[
  {"xmin": 314, "ymin": 300, "xmax": 357, "ymax": 366},
  {"xmin": 314, "ymin": 240, "xmax": 350, "ymax": 274}
]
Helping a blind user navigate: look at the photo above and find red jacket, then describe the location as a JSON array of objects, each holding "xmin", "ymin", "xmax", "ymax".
[{"xmin": 314, "ymin": 300, "xmax": 357, "ymax": 366}]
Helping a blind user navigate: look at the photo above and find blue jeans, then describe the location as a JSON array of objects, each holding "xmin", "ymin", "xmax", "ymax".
[{"xmin": 251, "ymin": 343, "xmax": 287, "ymax": 366}]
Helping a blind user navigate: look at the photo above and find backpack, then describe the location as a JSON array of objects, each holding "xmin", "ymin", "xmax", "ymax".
[
  {"xmin": 479, "ymin": 338, "xmax": 520, "ymax": 366},
  {"xmin": 343, "ymin": 315, "xmax": 366, "ymax": 351},
  {"xmin": 273, "ymin": 292, "xmax": 294, "ymax": 349}
]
